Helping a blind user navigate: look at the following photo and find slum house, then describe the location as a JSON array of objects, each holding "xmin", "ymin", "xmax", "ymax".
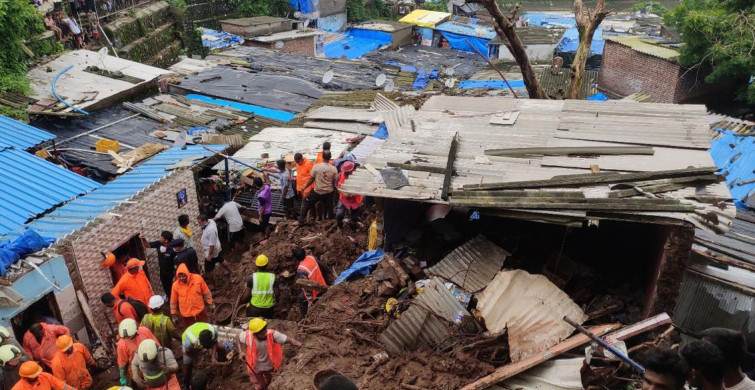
[
  {"xmin": 354, "ymin": 20, "xmax": 415, "ymax": 49},
  {"xmin": 432, "ymin": 17, "xmax": 497, "ymax": 57},
  {"xmin": 334, "ymin": 96, "xmax": 735, "ymax": 326},
  {"xmin": 288, "ymin": 0, "xmax": 347, "ymax": 32},
  {"xmin": 524, "ymin": 12, "xmax": 605, "ymax": 69},
  {"xmin": 490, "ymin": 27, "xmax": 565, "ymax": 63},
  {"xmin": 398, "ymin": 9, "xmax": 452, "ymax": 47},
  {"xmin": 599, "ymin": 36, "xmax": 741, "ymax": 103},
  {"xmin": 244, "ymin": 29, "xmax": 326, "ymax": 57},
  {"xmin": 219, "ymin": 16, "xmax": 302, "ymax": 37},
  {"xmin": 0, "ymin": 118, "xmax": 101, "ymax": 345},
  {"xmin": 1, "ymin": 144, "xmax": 226, "ymax": 347}
]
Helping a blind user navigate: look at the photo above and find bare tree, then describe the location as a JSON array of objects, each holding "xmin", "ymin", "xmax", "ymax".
[
  {"xmin": 470, "ymin": 0, "xmax": 544, "ymax": 99},
  {"xmin": 568, "ymin": 0, "xmax": 608, "ymax": 99}
]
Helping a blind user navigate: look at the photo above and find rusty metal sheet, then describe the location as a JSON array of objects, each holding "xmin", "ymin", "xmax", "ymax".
[
  {"xmin": 425, "ymin": 235, "xmax": 509, "ymax": 293},
  {"xmin": 476, "ymin": 269, "xmax": 587, "ymax": 362}
]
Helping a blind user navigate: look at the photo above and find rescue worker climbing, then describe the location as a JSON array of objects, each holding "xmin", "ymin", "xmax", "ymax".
[
  {"xmin": 116, "ymin": 319, "xmax": 159, "ymax": 386},
  {"xmin": 141, "ymin": 296, "xmax": 180, "ymax": 348},
  {"xmin": 181, "ymin": 323, "xmax": 219, "ymax": 390},
  {"xmin": 240, "ymin": 255, "xmax": 276, "ymax": 319},
  {"xmin": 12, "ymin": 361, "xmax": 75, "ymax": 390},
  {"xmin": 237, "ymin": 318, "xmax": 301, "ymax": 390},
  {"xmin": 0, "ymin": 345, "xmax": 28, "ymax": 390},
  {"xmin": 170, "ymin": 264, "xmax": 213, "ymax": 328},
  {"xmin": 22, "ymin": 323, "xmax": 70, "ymax": 370},
  {"xmin": 50, "ymin": 336, "xmax": 95, "ymax": 390},
  {"xmin": 111, "ymin": 259, "xmax": 154, "ymax": 308},
  {"xmin": 294, "ymin": 248, "xmax": 327, "ymax": 316},
  {"xmin": 130, "ymin": 339, "xmax": 180, "ymax": 390}
]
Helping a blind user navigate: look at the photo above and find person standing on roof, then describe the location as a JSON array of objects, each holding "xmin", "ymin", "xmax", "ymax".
[
  {"xmin": 22, "ymin": 323, "xmax": 70, "ymax": 370},
  {"xmin": 276, "ymin": 160, "xmax": 297, "ymax": 220},
  {"xmin": 252, "ymin": 178, "xmax": 272, "ymax": 241},
  {"xmin": 181, "ymin": 323, "xmax": 220, "ymax": 390},
  {"xmin": 173, "ymin": 215, "xmax": 193, "ymax": 249},
  {"xmin": 198, "ymin": 214, "xmax": 231, "ymax": 277},
  {"xmin": 237, "ymin": 318, "xmax": 301, "ymax": 390},
  {"xmin": 240, "ymin": 255, "xmax": 276, "ymax": 319},
  {"xmin": 213, "ymin": 194, "xmax": 248, "ymax": 253},
  {"xmin": 141, "ymin": 296, "xmax": 180, "ymax": 348},
  {"xmin": 170, "ymin": 264, "xmax": 213, "ymax": 328},
  {"xmin": 171, "ymin": 239, "xmax": 200, "ymax": 275},
  {"xmin": 50, "ymin": 335, "xmax": 95, "ymax": 390},
  {"xmin": 111, "ymin": 259, "xmax": 154, "ymax": 308},
  {"xmin": 139, "ymin": 231, "xmax": 176, "ymax": 297},
  {"xmin": 0, "ymin": 344, "xmax": 28, "ymax": 390},
  {"xmin": 335, "ymin": 161, "xmax": 363, "ymax": 230},
  {"xmin": 296, "ymin": 151, "xmax": 338, "ymax": 225},
  {"xmin": 130, "ymin": 339, "xmax": 180, "ymax": 390},
  {"xmin": 12, "ymin": 361, "xmax": 75, "ymax": 390},
  {"xmin": 116, "ymin": 319, "xmax": 159, "ymax": 387},
  {"xmin": 294, "ymin": 153, "xmax": 314, "ymax": 200},
  {"xmin": 100, "ymin": 293, "xmax": 140, "ymax": 325},
  {"xmin": 293, "ymin": 248, "xmax": 326, "ymax": 316}
]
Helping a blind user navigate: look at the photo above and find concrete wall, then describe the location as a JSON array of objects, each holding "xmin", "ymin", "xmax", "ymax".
[
  {"xmin": 598, "ymin": 40, "xmax": 680, "ymax": 103},
  {"xmin": 246, "ymin": 36, "xmax": 318, "ymax": 56},
  {"xmin": 61, "ymin": 169, "xmax": 204, "ymax": 340},
  {"xmin": 391, "ymin": 28, "xmax": 413, "ymax": 49},
  {"xmin": 318, "ymin": 0, "xmax": 346, "ymax": 17},
  {"xmin": 498, "ymin": 43, "xmax": 556, "ymax": 64},
  {"xmin": 317, "ymin": 12, "xmax": 347, "ymax": 32},
  {"xmin": 220, "ymin": 19, "xmax": 293, "ymax": 37}
]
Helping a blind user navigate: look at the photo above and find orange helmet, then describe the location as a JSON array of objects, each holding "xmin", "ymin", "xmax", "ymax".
[
  {"xmin": 102, "ymin": 252, "xmax": 116, "ymax": 267},
  {"xmin": 56, "ymin": 335, "xmax": 73, "ymax": 352},
  {"xmin": 18, "ymin": 361, "xmax": 42, "ymax": 379}
]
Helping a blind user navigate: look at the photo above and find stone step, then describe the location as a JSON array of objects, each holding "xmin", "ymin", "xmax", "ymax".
[
  {"xmin": 145, "ymin": 40, "xmax": 182, "ymax": 69},
  {"xmin": 103, "ymin": 0, "xmax": 171, "ymax": 47},
  {"xmin": 119, "ymin": 21, "xmax": 177, "ymax": 63}
]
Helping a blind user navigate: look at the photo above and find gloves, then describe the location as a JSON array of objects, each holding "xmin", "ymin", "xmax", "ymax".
[
  {"xmin": 120, "ymin": 377, "xmax": 128, "ymax": 386},
  {"xmin": 119, "ymin": 367, "xmax": 127, "ymax": 386}
]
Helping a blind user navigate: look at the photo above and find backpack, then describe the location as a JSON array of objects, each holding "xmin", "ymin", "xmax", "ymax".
[{"xmin": 119, "ymin": 297, "xmax": 149, "ymax": 321}]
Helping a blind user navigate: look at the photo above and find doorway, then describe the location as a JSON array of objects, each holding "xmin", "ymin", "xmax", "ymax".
[
  {"xmin": 109, "ymin": 234, "xmax": 149, "ymax": 285},
  {"xmin": 12, "ymin": 292, "xmax": 62, "ymax": 340}
]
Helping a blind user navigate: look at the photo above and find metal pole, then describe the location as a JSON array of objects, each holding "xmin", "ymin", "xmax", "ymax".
[
  {"xmin": 563, "ymin": 316, "xmax": 645, "ymax": 373},
  {"xmin": 48, "ymin": 114, "xmax": 139, "ymax": 149}
]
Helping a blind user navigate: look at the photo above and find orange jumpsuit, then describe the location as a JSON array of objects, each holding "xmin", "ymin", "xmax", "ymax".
[
  {"xmin": 295, "ymin": 157, "xmax": 314, "ymax": 198},
  {"xmin": 111, "ymin": 270, "xmax": 154, "ymax": 307},
  {"xmin": 22, "ymin": 323, "xmax": 71, "ymax": 369},
  {"xmin": 117, "ymin": 327, "xmax": 160, "ymax": 369},
  {"xmin": 11, "ymin": 372, "xmax": 74, "ymax": 390},
  {"xmin": 170, "ymin": 264, "xmax": 213, "ymax": 320},
  {"xmin": 50, "ymin": 343, "xmax": 95, "ymax": 390}
]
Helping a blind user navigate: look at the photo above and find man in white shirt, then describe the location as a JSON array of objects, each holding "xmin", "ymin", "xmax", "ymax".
[
  {"xmin": 197, "ymin": 214, "xmax": 231, "ymax": 276},
  {"xmin": 701, "ymin": 328, "xmax": 755, "ymax": 390},
  {"xmin": 213, "ymin": 199, "xmax": 247, "ymax": 253}
]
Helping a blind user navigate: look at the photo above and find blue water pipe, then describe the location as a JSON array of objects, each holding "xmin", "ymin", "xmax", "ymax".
[{"xmin": 52, "ymin": 65, "xmax": 89, "ymax": 115}]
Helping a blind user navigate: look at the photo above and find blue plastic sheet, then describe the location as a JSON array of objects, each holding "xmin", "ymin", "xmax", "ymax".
[
  {"xmin": 0, "ymin": 249, "xmax": 19, "ymax": 276},
  {"xmin": 201, "ymin": 29, "xmax": 245, "ymax": 50},
  {"xmin": 0, "ymin": 230, "xmax": 55, "ymax": 276},
  {"xmin": 373, "ymin": 123, "xmax": 389, "ymax": 139},
  {"xmin": 524, "ymin": 12, "xmax": 604, "ymax": 55},
  {"xmin": 324, "ymin": 28, "xmax": 391, "ymax": 60},
  {"xmin": 334, "ymin": 250, "xmax": 385, "ymax": 285},
  {"xmin": 586, "ymin": 92, "xmax": 608, "ymax": 101},
  {"xmin": 412, "ymin": 68, "xmax": 439, "ymax": 90},
  {"xmin": 710, "ymin": 130, "xmax": 755, "ymax": 209},
  {"xmin": 384, "ymin": 61, "xmax": 418, "ymax": 73},
  {"xmin": 438, "ymin": 30, "xmax": 491, "ymax": 57},
  {"xmin": 186, "ymin": 94, "xmax": 296, "ymax": 122},
  {"xmin": 289, "ymin": 0, "xmax": 312, "ymax": 14},
  {"xmin": 458, "ymin": 80, "xmax": 527, "ymax": 89}
]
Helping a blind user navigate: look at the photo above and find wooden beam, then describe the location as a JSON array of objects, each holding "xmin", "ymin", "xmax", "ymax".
[
  {"xmin": 387, "ymin": 162, "xmax": 456, "ymax": 176},
  {"xmin": 605, "ymin": 313, "xmax": 672, "ymax": 342},
  {"xmin": 441, "ymin": 132, "xmax": 459, "ymax": 201},
  {"xmin": 484, "ymin": 146, "xmax": 655, "ymax": 157},
  {"xmin": 452, "ymin": 190, "xmax": 586, "ymax": 198}
]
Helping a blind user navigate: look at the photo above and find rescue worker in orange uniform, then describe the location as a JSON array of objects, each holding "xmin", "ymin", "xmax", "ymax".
[
  {"xmin": 170, "ymin": 264, "xmax": 214, "ymax": 328},
  {"xmin": 130, "ymin": 339, "xmax": 180, "ymax": 390},
  {"xmin": 100, "ymin": 293, "xmax": 140, "ymax": 325},
  {"xmin": 313, "ymin": 142, "xmax": 334, "ymax": 166},
  {"xmin": 22, "ymin": 323, "xmax": 70, "ymax": 370},
  {"xmin": 116, "ymin": 319, "xmax": 159, "ymax": 386},
  {"xmin": 294, "ymin": 153, "xmax": 314, "ymax": 199},
  {"xmin": 50, "ymin": 336, "xmax": 95, "ymax": 390},
  {"xmin": 293, "ymin": 248, "xmax": 327, "ymax": 316},
  {"xmin": 111, "ymin": 259, "xmax": 154, "ymax": 308},
  {"xmin": 237, "ymin": 318, "xmax": 301, "ymax": 390},
  {"xmin": 12, "ymin": 361, "xmax": 75, "ymax": 390}
]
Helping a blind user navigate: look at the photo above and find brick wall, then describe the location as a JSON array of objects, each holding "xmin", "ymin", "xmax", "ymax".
[
  {"xmin": 245, "ymin": 36, "xmax": 316, "ymax": 56},
  {"xmin": 598, "ymin": 40, "xmax": 680, "ymax": 103},
  {"xmin": 644, "ymin": 224, "xmax": 695, "ymax": 318},
  {"xmin": 64, "ymin": 169, "xmax": 205, "ymax": 338}
]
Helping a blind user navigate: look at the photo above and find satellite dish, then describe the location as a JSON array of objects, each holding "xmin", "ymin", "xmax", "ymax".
[
  {"xmin": 275, "ymin": 41, "xmax": 284, "ymax": 49},
  {"xmin": 383, "ymin": 79, "xmax": 395, "ymax": 92},
  {"xmin": 444, "ymin": 67, "xmax": 455, "ymax": 76},
  {"xmin": 98, "ymin": 47, "xmax": 108, "ymax": 56},
  {"xmin": 294, "ymin": 11, "xmax": 302, "ymax": 18},
  {"xmin": 445, "ymin": 79, "xmax": 455, "ymax": 88},
  {"xmin": 375, "ymin": 73, "xmax": 386, "ymax": 87},
  {"xmin": 322, "ymin": 70, "xmax": 334, "ymax": 84}
]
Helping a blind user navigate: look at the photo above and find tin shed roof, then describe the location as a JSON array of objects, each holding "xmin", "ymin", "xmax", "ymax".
[
  {"xmin": 604, "ymin": 36, "xmax": 679, "ymax": 61},
  {"xmin": 425, "ymin": 235, "xmax": 509, "ymax": 293},
  {"xmin": 0, "ymin": 116, "xmax": 55, "ymax": 149},
  {"xmin": 399, "ymin": 9, "xmax": 452, "ymax": 28}
]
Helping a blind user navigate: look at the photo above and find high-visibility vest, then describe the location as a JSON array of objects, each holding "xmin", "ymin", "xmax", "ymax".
[
  {"xmin": 297, "ymin": 256, "xmax": 326, "ymax": 299},
  {"xmin": 182, "ymin": 323, "xmax": 216, "ymax": 351},
  {"xmin": 250, "ymin": 272, "xmax": 275, "ymax": 309},
  {"xmin": 244, "ymin": 330, "xmax": 283, "ymax": 372}
]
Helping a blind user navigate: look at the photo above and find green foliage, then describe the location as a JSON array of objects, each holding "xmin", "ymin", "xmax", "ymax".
[
  {"xmin": 665, "ymin": 0, "xmax": 755, "ymax": 103},
  {"xmin": 0, "ymin": 0, "xmax": 46, "ymax": 90},
  {"xmin": 422, "ymin": 1, "xmax": 448, "ymax": 12},
  {"xmin": 167, "ymin": 0, "xmax": 187, "ymax": 11},
  {"xmin": 186, "ymin": 27, "xmax": 208, "ymax": 58},
  {"xmin": 347, "ymin": 0, "xmax": 391, "ymax": 23},
  {"xmin": 232, "ymin": 0, "xmax": 288, "ymax": 17},
  {"xmin": 629, "ymin": 1, "xmax": 668, "ymax": 16}
]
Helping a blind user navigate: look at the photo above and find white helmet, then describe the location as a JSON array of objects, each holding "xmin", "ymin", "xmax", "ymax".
[
  {"xmin": 0, "ymin": 345, "xmax": 21, "ymax": 366},
  {"xmin": 0, "ymin": 326, "xmax": 10, "ymax": 344},
  {"xmin": 148, "ymin": 295, "xmax": 164, "ymax": 310},
  {"xmin": 118, "ymin": 318, "xmax": 138, "ymax": 339},
  {"xmin": 137, "ymin": 339, "xmax": 158, "ymax": 362}
]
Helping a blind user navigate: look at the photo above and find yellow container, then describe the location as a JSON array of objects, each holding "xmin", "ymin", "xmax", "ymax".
[{"xmin": 95, "ymin": 139, "xmax": 120, "ymax": 153}]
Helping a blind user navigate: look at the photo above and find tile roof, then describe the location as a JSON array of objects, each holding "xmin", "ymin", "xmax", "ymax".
[
  {"xmin": 0, "ymin": 147, "xmax": 100, "ymax": 236},
  {"xmin": 604, "ymin": 36, "xmax": 679, "ymax": 61},
  {"xmin": 0, "ymin": 116, "xmax": 55, "ymax": 149}
]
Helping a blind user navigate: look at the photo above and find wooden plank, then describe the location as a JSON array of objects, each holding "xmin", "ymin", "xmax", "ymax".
[
  {"xmin": 605, "ymin": 313, "xmax": 671, "ymax": 342},
  {"xmin": 461, "ymin": 323, "xmax": 621, "ymax": 390},
  {"xmin": 452, "ymin": 190, "xmax": 586, "ymax": 198},
  {"xmin": 441, "ymin": 132, "xmax": 459, "ymax": 201},
  {"xmin": 387, "ymin": 162, "xmax": 455, "ymax": 175},
  {"xmin": 485, "ymin": 146, "xmax": 655, "ymax": 157}
]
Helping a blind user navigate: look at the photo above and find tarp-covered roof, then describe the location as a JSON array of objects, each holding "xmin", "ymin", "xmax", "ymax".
[
  {"xmin": 399, "ymin": 9, "xmax": 452, "ymax": 28},
  {"xmin": 0, "ymin": 116, "xmax": 55, "ymax": 150}
]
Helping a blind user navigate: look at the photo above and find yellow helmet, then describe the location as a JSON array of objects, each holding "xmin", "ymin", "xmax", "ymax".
[
  {"xmin": 255, "ymin": 254, "xmax": 269, "ymax": 267},
  {"xmin": 118, "ymin": 318, "xmax": 138, "ymax": 339},
  {"xmin": 138, "ymin": 339, "xmax": 158, "ymax": 362},
  {"xmin": 248, "ymin": 318, "xmax": 267, "ymax": 333}
]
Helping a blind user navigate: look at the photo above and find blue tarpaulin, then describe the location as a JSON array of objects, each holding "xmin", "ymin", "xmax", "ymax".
[
  {"xmin": 289, "ymin": 0, "xmax": 313, "ymax": 14},
  {"xmin": 438, "ymin": 30, "xmax": 491, "ymax": 57},
  {"xmin": 434, "ymin": 19, "xmax": 496, "ymax": 57},
  {"xmin": 334, "ymin": 250, "xmax": 385, "ymax": 285},
  {"xmin": 324, "ymin": 28, "xmax": 391, "ymax": 60},
  {"xmin": 384, "ymin": 61, "xmax": 418, "ymax": 72},
  {"xmin": 586, "ymin": 92, "xmax": 609, "ymax": 101},
  {"xmin": 710, "ymin": 130, "xmax": 755, "ymax": 209},
  {"xmin": 458, "ymin": 80, "xmax": 527, "ymax": 89},
  {"xmin": 373, "ymin": 123, "xmax": 389, "ymax": 139},
  {"xmin": 413, "ymin": 68, "xmax": 439, "ymax": 90},
  {"xmin": 0, "ymin": 230, "xmax": 54, "ymax": 276},
  {"xmin": 185, "ymin": 94, "xmax": 296, "ymax": 122},
  {"xmin": 201, "ymin": 28, "xmax": 245, "ymax": 50}
]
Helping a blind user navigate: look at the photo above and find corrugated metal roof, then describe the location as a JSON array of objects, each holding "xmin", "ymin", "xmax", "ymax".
[
  {"xmin": 0, "ymin": 145, "xmax": 225, "ymax": 243},
  {"xmin": 379, "ymin": 277, "xmax": 468, "ymax": 355},
  {"xmin": 425, "ymin": 235, "xmax": 509, "ymax": 293},
  {"xmin": 398, "ymin": 9, "xmax": 452, "ymax": 28},
  {"xmin": 604, "ymin": 36, "xmax": 679, "ymax": 61},
  {"xmin": 476, "ymin": 269, "xmax": 587, "ymax": 362},
  {"xmin": 434, "ymin": 20, "xmax": 497, "ymax": 39},
  {"xmin": 0, "ymin": 116, "xmax": 55, "ymax": 149},
  {"xmin": 694, "ymin": 210, "xmax": 755, "ymax": 265},
  {"xmin": 0, "ymin": 147, "xmax": 100, "ymax": 236},
  {"xmin": 539, "ymin": 68, "xmax": 598, "ymax": 100}
]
